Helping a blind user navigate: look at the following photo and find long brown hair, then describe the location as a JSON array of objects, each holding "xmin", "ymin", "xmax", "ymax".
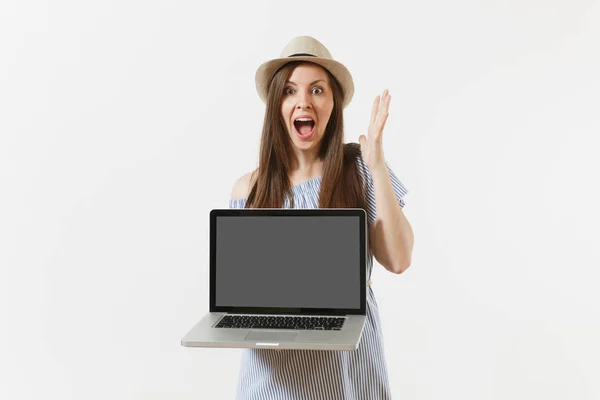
[{"xmin": 245, "ymin": 61, "xmax": 367, "ymax": 212}]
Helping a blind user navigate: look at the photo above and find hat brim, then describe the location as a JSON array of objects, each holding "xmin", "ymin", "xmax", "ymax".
[{"xmin": 255, "ymin": 57, "xmax": 354, "ymax": 109}]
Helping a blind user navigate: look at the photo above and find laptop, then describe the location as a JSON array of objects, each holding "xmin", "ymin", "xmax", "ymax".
[{"xmin": 181, "ymin": 208, "xmax": 368, "ymax": 351}]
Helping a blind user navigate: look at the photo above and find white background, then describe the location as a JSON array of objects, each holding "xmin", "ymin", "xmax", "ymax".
[{"xmin": 1, "ymin": 0, "xmax": 599, "ymax": 399}]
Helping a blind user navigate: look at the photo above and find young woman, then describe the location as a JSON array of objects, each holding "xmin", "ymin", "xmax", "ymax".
[{"xmin": 229, "ymin": 35, "xmax": 414, "ymax": 400}]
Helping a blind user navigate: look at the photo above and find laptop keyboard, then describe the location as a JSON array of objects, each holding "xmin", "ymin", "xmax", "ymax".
[{"xmin": 215, "ymin": 315, "xmax": 345, "ymax": 330}]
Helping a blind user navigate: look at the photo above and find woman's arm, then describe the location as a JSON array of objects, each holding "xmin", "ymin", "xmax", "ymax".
[{"xmin": 369, "ymin": 163, "xmax": 414, "ymax": 274}]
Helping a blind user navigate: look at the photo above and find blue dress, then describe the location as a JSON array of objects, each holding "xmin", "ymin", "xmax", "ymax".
[{"xmin": 229, "ymin": 154, "xmax": 409, "ymax": 400}]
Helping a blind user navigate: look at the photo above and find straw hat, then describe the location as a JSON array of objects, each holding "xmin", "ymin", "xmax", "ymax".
[{"xmin": 255, "ymin": 36, "xmax": 355, "ymax": 109}]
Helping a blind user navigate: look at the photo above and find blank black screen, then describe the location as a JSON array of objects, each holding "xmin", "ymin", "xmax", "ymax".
[{"xmin": 215, "ymin": 216, "xmax": 361, "ymax": 309}]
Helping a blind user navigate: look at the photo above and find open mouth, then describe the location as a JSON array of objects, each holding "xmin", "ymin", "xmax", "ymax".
[{"xmin": 293, "ymin": 118, "xmax": 315, "ymax": 138}]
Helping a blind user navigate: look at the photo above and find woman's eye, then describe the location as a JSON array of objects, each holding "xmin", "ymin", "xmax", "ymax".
[
  {"xmin": 313, "ymin": 87, "xmax": 323, "ymax": 95},
  {"xmin": 284, "ymin": 87, "xmax": 295, "ymax": 95}
]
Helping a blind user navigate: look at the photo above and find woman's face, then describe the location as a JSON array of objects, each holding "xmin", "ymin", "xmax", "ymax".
[{"xmin": 280, "ymin": 63, "xmax": 334, "ymax": 152}]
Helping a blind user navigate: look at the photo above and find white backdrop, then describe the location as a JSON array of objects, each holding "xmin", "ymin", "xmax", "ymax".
[{"xmin": 1, "ymin": 0, "xmax": 599, "ymax": 399}]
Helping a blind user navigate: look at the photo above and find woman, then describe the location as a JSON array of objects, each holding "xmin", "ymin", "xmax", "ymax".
[{"xmin": 229, "ymin": 36, "xmax": 414, "ymax": 400}]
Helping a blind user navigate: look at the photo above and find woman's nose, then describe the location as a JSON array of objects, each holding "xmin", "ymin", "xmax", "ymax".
[
  {"xmin": 296, "ymin": 98, "xmax": 312, "ymax": 109},
  {"xmin": 296, "ymin": 92, "xmax": 312, "ymax": 109}
]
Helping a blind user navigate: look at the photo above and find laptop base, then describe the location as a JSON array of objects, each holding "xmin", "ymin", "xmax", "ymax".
[{"xmin": 182, "ymin": 312, "xmax": 366, "ymax": 351}]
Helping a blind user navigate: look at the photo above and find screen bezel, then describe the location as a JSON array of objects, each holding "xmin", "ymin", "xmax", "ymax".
[{"xmin": 209, "ymin": 208, "xmax": 367, "ymax": 316}]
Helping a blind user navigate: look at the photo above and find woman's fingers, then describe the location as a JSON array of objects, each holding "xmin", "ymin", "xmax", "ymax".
[
  {"xmin": 370, "ymin": 95, "xmax": 380, "ymax": 124},
  {"xmin": 371, "ymin": 90, "xmax": 390, "ymax": 124},
  {"xmin": 379, "ymin": 90, "xmax": 390, "ymax": 118},
  {"xmin": 368, "ymin": 90, "xmax": 391, "ymax": 140}
]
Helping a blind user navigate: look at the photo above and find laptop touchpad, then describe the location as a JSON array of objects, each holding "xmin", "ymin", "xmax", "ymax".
[{"xmin": 245, "ymin": 331, "xmax": 297, "ymax": 342}]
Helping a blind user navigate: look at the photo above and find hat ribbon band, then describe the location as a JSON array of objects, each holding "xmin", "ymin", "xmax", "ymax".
[{"xmin": 288, "ymin": 53, "xmax": 316, "ymax": 57}]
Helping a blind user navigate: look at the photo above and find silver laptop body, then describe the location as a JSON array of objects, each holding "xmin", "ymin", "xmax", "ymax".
[{"xmin": 181, "ymin": 208, "xmax": 367, "ymax": 351}]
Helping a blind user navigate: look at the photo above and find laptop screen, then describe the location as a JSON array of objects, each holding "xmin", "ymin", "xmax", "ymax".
[{"xmin": 211, "ymin": 210, "xmax": 365, "ymax": 314}]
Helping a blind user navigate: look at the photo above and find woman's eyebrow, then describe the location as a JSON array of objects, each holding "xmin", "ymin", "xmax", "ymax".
[{"xmin": 285, "ymin": 79, "xmax": 327, "ymax": 86}]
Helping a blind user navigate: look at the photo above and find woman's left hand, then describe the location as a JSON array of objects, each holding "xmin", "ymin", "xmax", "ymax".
[{"xmin": 359, "ymin": 89, "xmax": 390, "ymax": 171}]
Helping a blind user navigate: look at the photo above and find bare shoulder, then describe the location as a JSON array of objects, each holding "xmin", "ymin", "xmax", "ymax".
[{"xmin": 231, "ymin": 169, "xmax": 259, "ymax": 200}]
